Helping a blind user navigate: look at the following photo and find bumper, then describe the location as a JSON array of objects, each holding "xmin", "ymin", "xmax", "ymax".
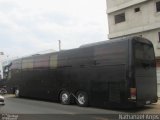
[
  {"xmin": 135, "ymin": 98, "xmax": 157, "ymax": 107},
  {"xmin": 0, "ymin": 101, "xmax": 5, "ymax": 105}
]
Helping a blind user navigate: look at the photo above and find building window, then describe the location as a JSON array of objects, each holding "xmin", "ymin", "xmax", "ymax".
[
  {"xmin": 135, "ymin": 8, "xmax": 140, "ymax": 12},
  {"xmin": 156, "ymin": 1, "xmax": 160, "ymax": 12},
  {"xmin": 115, "ymin": 13, "xmax": 125, "ymax": 24},
  {"xmin": 158, "ymin": 32, "xmax": 160, "ymax": 42}
]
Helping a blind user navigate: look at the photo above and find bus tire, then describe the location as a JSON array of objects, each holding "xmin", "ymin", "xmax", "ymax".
[
  {"xmin": 15, "ymin": 89, "xmax": 20, "ymax": 97},
  {"xmin": 76, "ymin": 91, "xmax": 88, "ymax": 107},
  {"xmin": 59, "ymin": 91, "xmax": 70, "ymax": 105}
]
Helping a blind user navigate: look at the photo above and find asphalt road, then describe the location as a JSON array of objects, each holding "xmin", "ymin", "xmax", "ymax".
[{"xmin": 0, "ymin": 95, "xmax": 160, "ymax": 120}]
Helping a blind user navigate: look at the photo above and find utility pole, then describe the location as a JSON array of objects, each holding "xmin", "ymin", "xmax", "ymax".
[{"xmin": 58, "ymin": 40, "xmax": 61, "ymax": 51}]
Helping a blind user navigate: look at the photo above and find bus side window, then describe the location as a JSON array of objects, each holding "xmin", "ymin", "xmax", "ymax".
[
  {"xmin": 34, "ymin": 55, "xmax": 50, "ymax": 68},
  {"xmin": 50, "ymin": 54, "xmax": 58, "ymax": 68},
  {"xmin": 22, "ymin": 58, "xmax": 33, "ymax": 69},
  {"xmin": 11, "ymin": 60, "xmax": 21, "ymax": 70}
]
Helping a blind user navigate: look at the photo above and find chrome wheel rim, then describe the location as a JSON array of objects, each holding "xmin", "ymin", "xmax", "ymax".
[
  {"xmin": 15, "ymin": 90, "xmax": 19, "ymax": 97},
  {"xmin": 78, "ymin": 93, "xmax": 85, "ymax": 105},
  {"xmin": 61, "ymin": 93, "xmax": 69, "ymax": 103}
]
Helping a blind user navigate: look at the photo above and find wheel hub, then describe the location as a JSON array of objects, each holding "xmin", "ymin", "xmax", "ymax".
[
  {"xmin": 15, "ymin": 90, "xmax": 19, "ymax": 96},
  {"xmin": 62, "ymin": 93, "xmax": 69, "ymax": 102},
  {"xmin": 78, "ymin": 94, "xmax": 85, "ymax": 105}
]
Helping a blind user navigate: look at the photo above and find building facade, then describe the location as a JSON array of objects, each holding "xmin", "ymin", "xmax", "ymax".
[
  {"xmin": 106, "ymin": 0, "xmax": 160, "ymax": 97},
  {"xmin": 0, "ymin": 52, "xmax": 5, "ymax": 80}
]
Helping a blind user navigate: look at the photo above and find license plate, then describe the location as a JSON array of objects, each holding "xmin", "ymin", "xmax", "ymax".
[{"xmin": 146, "ymin": 101, "xmax": 151, "ymax": 104}]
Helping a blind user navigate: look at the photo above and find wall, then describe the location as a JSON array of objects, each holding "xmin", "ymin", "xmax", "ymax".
[
  {"xmin": 108, "ymin": 1, "xmax": 160, "ymax": 38},
  {"xmin": 107, "ymin": 0, "xmax": 148, "ymax": 13},
  {"xmin": 107, "ymin": 0, "xmax": 160, "ymax": 57}
]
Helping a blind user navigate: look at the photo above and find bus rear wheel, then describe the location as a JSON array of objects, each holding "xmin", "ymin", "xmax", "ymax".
[
  {"xmin": 76, "ymin": 91, "xmax": 88, "ymax": 107},
  {"xmin": 60, "ymin": 91, "xmax": 70, "ymax": 105}
]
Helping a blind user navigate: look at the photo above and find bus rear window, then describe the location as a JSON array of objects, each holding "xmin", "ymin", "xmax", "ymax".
[{"xmin": 135, "ymin": 43, "xmax": 154, "ymax": 61}]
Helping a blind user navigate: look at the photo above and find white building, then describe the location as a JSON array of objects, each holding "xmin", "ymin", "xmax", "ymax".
[
  {"xmin": 106, "ymin": 0, "xmax": 160, "ymax": 97},
  {"xmin": 0, "ymin": 52, "xmax": 5, "ymax": 79}
]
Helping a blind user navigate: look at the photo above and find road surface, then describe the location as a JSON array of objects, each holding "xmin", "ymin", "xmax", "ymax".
[{"xmin": 0, "ymin": 95, "xmax": 159, "ymax": 120}]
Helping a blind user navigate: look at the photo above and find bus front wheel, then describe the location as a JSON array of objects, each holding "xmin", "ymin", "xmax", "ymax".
[
  {"xmin": 15, "ymin": 89, "xmax": 20, "ymax": 97},
  {"xmin": 59, "ymin": 91, "xmax": 70, "ymax": 105},
  {"xmin": 76, "ymin": 91, "xmax": 88, "ymax": 107}
]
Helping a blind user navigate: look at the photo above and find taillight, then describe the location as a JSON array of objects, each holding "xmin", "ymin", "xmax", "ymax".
[{"xmin": 130, "ymin": 88, "xmax": 136, "ymax": 100}]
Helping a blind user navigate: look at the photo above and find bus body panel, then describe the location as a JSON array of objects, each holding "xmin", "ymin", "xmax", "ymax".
[
  {"xmin": 5, "ymin": 36, "xmax": 157, "ymax": 108},
  {"xmin": 132, "ymin": 37, "xmax": 157, "ymax": 106}
]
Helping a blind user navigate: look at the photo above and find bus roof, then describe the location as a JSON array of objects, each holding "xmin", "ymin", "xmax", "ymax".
[
  {"xmin": 11, "ymin": 36, "xmax": 151, "ymax": 62},
  {"xmin": 79, "ymin": 36, "xmax": 153, "ymax": 48},
  {"xmin": 79, "ymin": 36, "xmax": 135, "ymax": 48}
]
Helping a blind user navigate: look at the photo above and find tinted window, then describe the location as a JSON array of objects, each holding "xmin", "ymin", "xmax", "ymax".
[
  {"xmin": 67, "ymin": 48, "xmax": 93, "ymax": 67},
  {"xmin": 134, "ymin": 42, "xmax": 156, "ymax": 77},
  {"xmin": 58, "ymin": 52, "xmax": 69, "ymax": 67},
  {"xmin": 50, "ymin": 54, "xmax": 58, "ymax": 68},
  {"xmin": 135, "ymin": 43, "xmax": 154, "ymax": 60},
  {"xmin": 22, "ymin": 57, "xmax": 33, "ymax": 69},
  {"xmin": 94, "ymin": 42, "xmax": 127, "ymax": 65},
  {"xmin": 34, "ymin": 55, "xmax": 49, "ymax": 68},
  {"xmin": 11, "ymin": 60, "xmax": 21, "ymax": 69}
]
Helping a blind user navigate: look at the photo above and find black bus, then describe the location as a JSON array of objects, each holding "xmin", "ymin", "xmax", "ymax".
[{"xmin": 6, "ymin": 36, "xmax": 157, "ymax": 108}]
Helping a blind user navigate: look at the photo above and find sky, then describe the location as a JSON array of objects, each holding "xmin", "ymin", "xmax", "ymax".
[{"xmin": 0, "ymin": 0, "xmax": 108, "ymax": 58}]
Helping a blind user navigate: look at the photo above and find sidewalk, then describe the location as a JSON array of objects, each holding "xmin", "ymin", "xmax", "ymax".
[{"xmin": 157, "ymin": 99, "xmax": 160, "ymax": 104}]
